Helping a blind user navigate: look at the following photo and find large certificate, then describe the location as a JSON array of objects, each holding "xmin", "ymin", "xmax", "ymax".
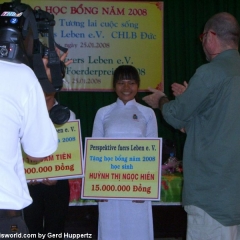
[
  {"xmin": 82, "ymin": 138, "xmax": 162, "ymax": 200},
  {"xmin": 23, "ymin": 120, "xmax": 83, "ymax": 181}
]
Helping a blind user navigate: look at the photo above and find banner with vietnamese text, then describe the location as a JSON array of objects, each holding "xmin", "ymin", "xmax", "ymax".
[{"xmin": 23, "ymin": 1, "xmax": 164, "ymax": 91}]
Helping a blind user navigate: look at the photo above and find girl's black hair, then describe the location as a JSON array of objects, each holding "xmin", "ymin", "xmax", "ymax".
[{"xmin": 113, "ymin": 65, "xmax": 140, "ymax": 88}]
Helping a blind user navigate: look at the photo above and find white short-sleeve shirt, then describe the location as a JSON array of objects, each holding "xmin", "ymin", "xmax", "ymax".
[{"xmin": 0, "ymin": 60, "xmax": 58, "ymax": 209}]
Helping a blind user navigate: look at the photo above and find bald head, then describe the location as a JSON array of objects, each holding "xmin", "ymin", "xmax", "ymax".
[{"xmin": 204, "ymin": 12, "xmax": 240, "ymax": 49}]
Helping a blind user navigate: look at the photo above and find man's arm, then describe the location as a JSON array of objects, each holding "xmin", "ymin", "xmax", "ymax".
[
  {"xmin": 142, "ymin": 87, "xmax": 167, "ymax": 109},
  {"xmin": 142, "ymin": 83, "xmax": 187, "ymax": 133},
  {"xmin": 143, "ymin": 80, "xmax": 188, "ymax": 109},
  {"xmin": 26, "ymin": 154, "xmax": 45, "ymax": 162}
]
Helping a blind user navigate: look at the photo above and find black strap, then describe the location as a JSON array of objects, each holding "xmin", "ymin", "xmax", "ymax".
[
  {"xmin": 47, "ymin": 25, "xmax": 68, "ymax": 91},
  {"xmin": 13, "ymin": 4, "xmax": 55, "ymax": 93},
  {"xmin": 13, "ymin": 4, "xmax": 68, "ymax": 93}
]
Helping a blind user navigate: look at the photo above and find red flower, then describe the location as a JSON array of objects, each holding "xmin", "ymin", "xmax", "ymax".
[
  {"xmin": 156, "ymin": 82, "xmax": 163, "ymax": 91},
  {"xmin": 155, "ymin": 2, "xmax": 163, "ymax": 11},
  {"xmin": 161, "ymin": 180, "xmax": 169, "ymax": 190}
]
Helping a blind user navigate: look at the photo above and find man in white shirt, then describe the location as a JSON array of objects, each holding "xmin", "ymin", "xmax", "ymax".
[{"xmin": 0, "ymin": 59, "xmax": 58, "ymax": 237}]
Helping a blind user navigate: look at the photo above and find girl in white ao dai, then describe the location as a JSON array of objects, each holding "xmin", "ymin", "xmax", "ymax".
[{"xmin": 92, "ymin": 65, "xmax": 158, "ymax": 240}]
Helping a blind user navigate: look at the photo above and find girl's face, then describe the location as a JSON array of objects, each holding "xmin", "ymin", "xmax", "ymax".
[{"xmin": 115, "ymin": 79, "xmax": 138, "ymax": 104}]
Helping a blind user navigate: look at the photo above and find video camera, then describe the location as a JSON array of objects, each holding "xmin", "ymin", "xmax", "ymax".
[
  {"xmin": 0, "ymin": 0, "xmax": 67, "ymax": 93},
  {"xmin": 0, "ymin": 0, "xmax": 71, "ymax": 124}
]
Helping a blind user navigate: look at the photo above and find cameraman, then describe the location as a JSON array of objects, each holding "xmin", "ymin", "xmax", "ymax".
[
  {"xmin": 0, "ymin": 39, "xmax": 58, "ymax": 238},
  {"xmin": 23, "ymin": 48, "xmax": 74, "ymax": 239}
]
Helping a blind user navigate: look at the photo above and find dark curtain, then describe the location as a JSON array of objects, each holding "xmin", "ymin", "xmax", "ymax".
[{"xmin": 57, "ymin": 0, "xmax": 240, "ymax": 160}]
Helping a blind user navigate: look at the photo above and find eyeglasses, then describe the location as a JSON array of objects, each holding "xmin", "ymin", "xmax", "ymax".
[{"xmin": 199, "ymin": 31, "xmax": 216, "ymax": 42}]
